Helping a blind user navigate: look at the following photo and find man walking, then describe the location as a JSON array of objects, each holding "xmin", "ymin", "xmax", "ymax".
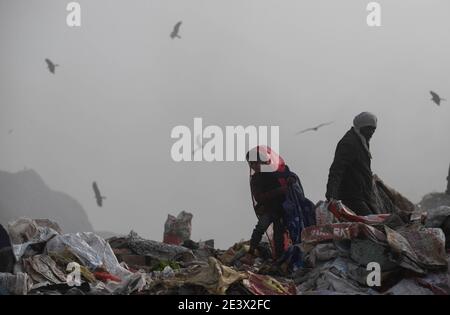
[{"xmin": 326, "ymin": 112, "xmax": 378, "ymax": 215}]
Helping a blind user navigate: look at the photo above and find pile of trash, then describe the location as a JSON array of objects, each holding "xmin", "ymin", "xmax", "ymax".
[
  {"xmin": 0, "ymin": 216, "xmax": 296, "ymax": 295},
  {"xmin": 296, "ymin": 201, "xmax": 449, "ymax": 295},
  {"xmin": 1, "ymin": 186, "xmax": 449, "ymax": 295},
  {"xmin": 418, "ymin": 192, "xmax": 450, "ymax": 252}
]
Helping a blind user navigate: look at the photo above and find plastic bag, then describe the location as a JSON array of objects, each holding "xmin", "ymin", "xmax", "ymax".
[
  {"xmin": 8, "ymin": 218, "xmax": 61, "ymax": 261},
  {"xmin": 45, "ymin": 232, "xmax": 131, "ymax": 279}
]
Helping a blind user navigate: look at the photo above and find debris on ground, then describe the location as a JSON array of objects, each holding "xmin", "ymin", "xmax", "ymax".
[{"xmin": 1, "ymin": 180, "xmax": 449, "ymax": 295}]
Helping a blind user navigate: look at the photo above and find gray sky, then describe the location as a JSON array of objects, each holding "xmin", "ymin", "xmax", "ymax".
[{"xmin": 1, "ymin": 0, "xmax": 449, "ymax": 248}]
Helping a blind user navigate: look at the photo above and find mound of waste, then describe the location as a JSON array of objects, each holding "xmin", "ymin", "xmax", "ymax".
[{"xmin": 1, "ymin": 183, "xmax": 449, "ymax": 295}]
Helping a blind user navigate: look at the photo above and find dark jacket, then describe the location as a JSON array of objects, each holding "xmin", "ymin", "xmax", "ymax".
[
  {"xmin": 326, "ymin": 128, "xmax": 375, "ymax": 203},
  {"xmin": 250, "ymin": 171, "xmax": 286, "ymax": 217}
]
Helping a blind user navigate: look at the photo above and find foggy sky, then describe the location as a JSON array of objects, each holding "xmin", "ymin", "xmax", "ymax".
[{"xmin": 1, "ymin": 0, "xmax": 449, "ymax": 248}]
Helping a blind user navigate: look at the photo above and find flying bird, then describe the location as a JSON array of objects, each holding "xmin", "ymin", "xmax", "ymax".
[
  {"xmin": 92, "ymin": 181, "xmax": 106, "ymax": 207},
  {"xmin": 296, "ymin": 121, "xmax": 334, "ymax": 135},
  {"xmin": 192, "ymin": 135, "xmax": 204, "ymax": 155},
  {"xmin": 45, "ymin": 58, "xmax": 59, "ymax": 74},
  {"xmin": 170, "ymin": 21, "xmax": 182, "ymax": 39},
  {"xmin": 191, "ymin": 135, "xmax": 216, "ymax": 156},
  {"xmin": 430, "ymin": 91, "xmax": 446, "ymax": 106}
]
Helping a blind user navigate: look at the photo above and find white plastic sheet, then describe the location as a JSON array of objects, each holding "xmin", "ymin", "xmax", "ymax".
[
  {"xmin": 45, "ymin": 232, "xmax": 131, "ymax": 279},
  {"xmin": 8, "ymin": 218, "xmax": 61, "ymax": 261}
]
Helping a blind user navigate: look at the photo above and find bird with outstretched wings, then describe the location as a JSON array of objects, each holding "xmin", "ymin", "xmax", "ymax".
[
  {"xmin": 45, "ymin": 58, "xmax": 59, "ymax": 74},
  {"xmin": 92, "ymin": 181, "xmax": 106, "ymax": 207},
  {"xmin": 170, "ymin": 21, "xmax": 182, "ymax": 39},
  {"xmin": 296, "ymin": 121, "xmax": 334, "ymax": 135},
  {"xmin": 430, "ymin": 91, "xmax": 446, "ymax": 106},
  {"xmin": 191, "ymin": 135, "xmax": 203, "ymax": 155}
]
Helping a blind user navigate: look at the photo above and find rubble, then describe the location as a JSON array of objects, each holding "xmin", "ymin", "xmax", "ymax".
[
  {"xmin": 419, "ymin": 193, "xmax": 450, "ymax": 211},
  {"xmin": 1, "ymin": 179, "xmax": 449, "ymax": 296},
  {"xmin": 419, "ymin": 192, "xmax": 450, "ymax": 249}
]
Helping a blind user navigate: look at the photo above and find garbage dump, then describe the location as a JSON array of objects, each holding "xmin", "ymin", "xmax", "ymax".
[
  {"xmin": 419, "ymin": 192, "xmax": 450, "ymax": 249},
  {"xmin": 0, "ymin": 181, "xmax": 449, "ymax": 295}
]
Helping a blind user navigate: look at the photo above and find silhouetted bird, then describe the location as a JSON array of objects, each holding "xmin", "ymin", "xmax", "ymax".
[
  {"xmin": 192, "ymin": 135, "xmax": 205, "ymax": 155},
  {"xmin": 45, "ymin": 58, "xmax": 59, "ymax": 74},
  {"xmin": 92, "ymin": 181, "xmax": 106, "ymax": 207},
  {"xmin": 430, "ymin": 91, "xmax": 446, "ymax": 106},
  {"xmin": 170, "ymin": 21, "xmax": 182, "ymax": 39},
  {"xmin": 296, "ymin": 121, "xmax": 334, "ymax": 135}
]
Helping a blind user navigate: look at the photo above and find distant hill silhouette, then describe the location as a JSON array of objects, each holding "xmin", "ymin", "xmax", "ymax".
[{"xmin": 0, "ymin": 169, "xmax": 93, "ymax": 233}]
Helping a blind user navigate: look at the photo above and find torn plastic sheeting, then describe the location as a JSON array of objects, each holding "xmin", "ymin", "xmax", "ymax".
[
  {"xmin": 7, "ymin": 218, "xmax": 62, "ymax": 244},
  {"xmin": 242, "ymin": 272, "xmax": 296, "ymax": 295},
  {"xmin": 386, "ymin": 226, "xmax": 447, "ymax": 273},
  {"xmin": 33, "ymin": 219, "xmax": 63, "ymax": 235},
  {"xmin": 328, "ymin": 200, "xmax": 391, "ymax": 225},
  {"xmin": 95, "ymin": 273, "xmax": 148, "ymax": 295},
  {"xmin": 173, "ymin": 257, "xmax": 246, "ymax": 295},
  {"xmin": 385, "ymin": 226, "xmax": 425, "ymax": 274},
  {"xmin": 45, "ymin": 232, "xmax": 131, "ymax": 279},
  {"xmin": 23, "ymin": 255, "xmax": 66, "ymax": 286},
  {"xmin": 296, "ymin": 257, "xmax": 375, "ymax": 295},
  {"xmin": 111, "ymin": 272, "xmax": 148, "ymax": 295},
  {"xmin": 8, "ymin": 218, "xmax": 61, "ymax": 261},
  {"xmin": 11, "ymin": 229, "xmax": 59, "ymax": 261},
  {"xmin": 395, "ymin": 226, "xmax": 447, "ymax": 271},
  {"xmin": 301, "ymin": 222, "xmax": 387, "ymax": 245},
  {"xmin": 318, "ymin": 257, "xmax": 376, "ymax": 294}
]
